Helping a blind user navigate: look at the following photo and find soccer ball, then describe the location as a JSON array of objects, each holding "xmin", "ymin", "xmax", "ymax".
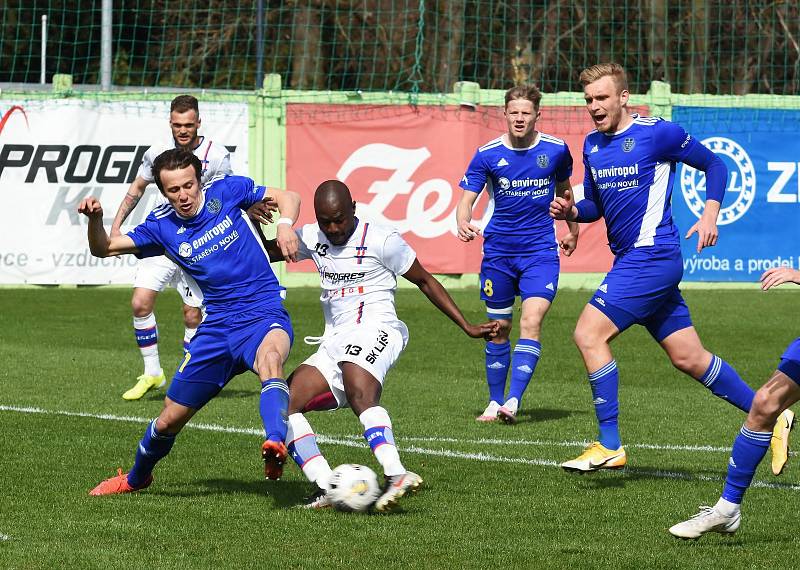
[{"xmin": 327, "ymin": 464, "xmax": 382, "ymax": 512}]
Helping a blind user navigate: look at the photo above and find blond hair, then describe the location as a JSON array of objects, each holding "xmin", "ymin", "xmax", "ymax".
[{"xmin": 579, "ymin": 63, "xmax": 629, "ymax": 93}]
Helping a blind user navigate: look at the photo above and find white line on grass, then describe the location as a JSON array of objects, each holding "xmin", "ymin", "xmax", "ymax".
[{"xmin": 2, "ymin": 404, "xmax": 798, "ymax": 492}]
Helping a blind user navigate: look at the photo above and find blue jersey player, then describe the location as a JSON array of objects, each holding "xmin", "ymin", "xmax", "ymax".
[
  {"xmin": 457, "ymin": 85, "xmax": 580, "ymax": 424},
  {"xmin": 549, "ymin": 63, "xmax": 792, "ymax": 472},
  {"xmin": 81, "ymin": 148, "xmax": 302, "ymax": 495},
  {"xmin": 669, "ymin": 266, "xmax": 798, "ymax": 539}
]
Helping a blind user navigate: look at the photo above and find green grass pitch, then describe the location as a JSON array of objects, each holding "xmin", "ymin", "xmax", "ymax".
[{"xmin": 1, "ymin": 286, "xmax": 798, "ymax": 568}]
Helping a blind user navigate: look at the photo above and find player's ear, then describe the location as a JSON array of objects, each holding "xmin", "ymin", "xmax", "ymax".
[
  {"xmin": 620, "ymin": 89, "xmax": 630, "ymax": 106},
  {"xmin": 351, "ymin": 200, "xmax": 357, "ymax": 214}
]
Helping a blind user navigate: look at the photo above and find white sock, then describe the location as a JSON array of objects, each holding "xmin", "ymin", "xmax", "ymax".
[
  {"xmin": 133, "ymin": 313, "xmax": 161, "ymax": 377},
  {"xmin": 359, "ymin": 406, "xmax": 405, "ymax": 477},
  {"xmin": 714, "ymin": 497, "xmax": 741, "ymax": 517},
  {"xmin": 287, "ymin": 413, "xmax": 332, "ymax": 490}
]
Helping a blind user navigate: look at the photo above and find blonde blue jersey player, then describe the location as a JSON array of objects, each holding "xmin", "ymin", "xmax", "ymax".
[
  {"xmin": 457, "ymin": 84, "xmax": 578, "ymax": 424},
  {"xmin": 85, "ymin": 149, "xmax": 301, "ymax": 495},
  {"xmin": 550, "ymin": 63, "xmax": 791, "ymax": 473}
]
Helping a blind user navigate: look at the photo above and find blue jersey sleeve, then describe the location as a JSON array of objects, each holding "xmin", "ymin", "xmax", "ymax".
[
  {"xmin": 127, "ymin": 214, "xmax": 166, "ymax": 258},
  {"xmin": 459, "ymin": 150, "xmax": 488, "ymax": 193},
  {"xmin": 222, "ymin": 175, "xmax": 268, "ymax": 210},
  {"xmin": 555, "ymin": 145, "xmax": 574, "ymax": 182},
  {"xmin": 575, "ymin": 155, "xmax": 602, "ymax": 222},
  {"xmin": 655, "ymin": 119, "xmax": 727, "ymax": 203}
]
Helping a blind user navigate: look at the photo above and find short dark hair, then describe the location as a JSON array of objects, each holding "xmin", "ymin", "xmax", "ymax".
[
  {"xmin": 152, "ymin": 148, "xmax": 202, "ymax": 191},
  {"xmin": 504, "ymin": 85, "xmax": 542, "ymax": 110},
  {"xmin": 170, "ymin": 95, "xmax": 199, "ymax": 115}
]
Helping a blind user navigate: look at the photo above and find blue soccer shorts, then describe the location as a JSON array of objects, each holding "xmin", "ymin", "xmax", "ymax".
[
  {"xmin": 588, "ymin": 244, "xmax": 692, "ymax": 341},
  {"xmin": 479, "ymin": 251, "xmax": 559, "ymax": 320},
  {"xmin": 167, "ymin": 303, "xmax": 294, "ymax": 409},
  {"xmin": 778, "ymin": 337, "xmax": 800, "ymax": 385}
]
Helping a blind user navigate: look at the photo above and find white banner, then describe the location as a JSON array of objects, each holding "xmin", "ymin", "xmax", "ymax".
[{"xmin": 0, "ymin": 99, "xmax": 249, "ymax": 284}]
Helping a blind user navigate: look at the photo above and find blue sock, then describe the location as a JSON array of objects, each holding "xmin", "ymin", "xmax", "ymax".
[
  {"xmin": 485, "ymin": 341, "xmax": 510, "ymax": 404},
  {"xmin": 589, "ymin": 360, "xmax": 621, "ymax": 450},
  {"xmin": 260, "ymin": 378, "xmax": 289, "ymax": 442},
  {"xmin": 697, "ymin": 355, "xmax": 754, "ymax": 413},
  {"xmin": 506, "ymin": 339, "xmax": 541, "ymax": 403},
  {"xmin": 128, "ymin": 419, "xmax": 176, "ymax": 487},
  {"xmin": 721, "ymin": 425, "xmax": 771, "ymax": 504}
]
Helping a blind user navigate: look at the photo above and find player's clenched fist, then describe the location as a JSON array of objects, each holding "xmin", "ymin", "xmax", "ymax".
[
  {"xmin": 457, "ymin": 220, "xmax": 482, "ymax": 242},
  {"xmin": 549, "ymin": 188, "xmax": 576, "ymax": 221},
  {"xmin": 78, "ymin": 197, "xmax": 104, "ymax": 218}
]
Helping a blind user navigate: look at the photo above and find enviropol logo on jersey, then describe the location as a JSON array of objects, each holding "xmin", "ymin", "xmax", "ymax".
[
  {"xmin": 498, "ymin": 177, "xmax": 511, "ymax": 190},
  {"xmin": 206, "ymin": 198, "xmax": 222, "ymax": 214},
  {"xmin": 537, "ymin": 154, "xmax": 549, "ymax": 168},
  {"xmin": 178, "ymin": 242, "xmax": 193, "ymax": 257},
  {"xmin": 680, "ymin": 137, "xmax": 755, "ymax": 226}
]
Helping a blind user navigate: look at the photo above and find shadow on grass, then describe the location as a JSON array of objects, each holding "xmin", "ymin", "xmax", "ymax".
[
  {"xmin": 156, "ymin": 478, "xmax": 312, "ymax": 508},
  {"xmin": 472, "ymin": 407, "xmax": 585, "ymax": 422}
]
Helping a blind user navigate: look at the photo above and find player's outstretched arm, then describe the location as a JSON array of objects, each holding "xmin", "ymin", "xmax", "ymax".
[
  {"xmin": 761, "ymin": 267, "xmax": 800, "ymax": 291},
  {"xmin": 456, "ymin": 190, "xmax": 482, "ymax": 242},
  {"xmin": 265, "ymin": 187, "xmax": 301, "ymax": 262},
  {"xmin": 78, "ymin": 197, "xmax": 139, "ymax": 257},
  {"xmin": 110, "ymin": 176, "xmax": 149, "ymax": 237},
  {"xmin": 402, "ymin": 259, "xmax": 499, "ymax": 339}
]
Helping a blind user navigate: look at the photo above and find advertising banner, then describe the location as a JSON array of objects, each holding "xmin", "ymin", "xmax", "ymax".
[
  {"xmin": 672, "ymin": 107, "xmax": 800, "ymax": 281},
  {"xmin": 0, "ymin": 100, "xmax": 249, "ymax": 284},
  {"xmin": 286, "ymin": 104, "xmax": 619, "ymax": 275}
]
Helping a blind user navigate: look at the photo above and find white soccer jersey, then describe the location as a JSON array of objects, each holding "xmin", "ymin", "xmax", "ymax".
[
  {"xmin": 137, "ymin": 136, "xmax": 232, "ymax": 206},
  {"xmin": 295, "ymin": 219, "xmax": 417, "ymax": 329}
]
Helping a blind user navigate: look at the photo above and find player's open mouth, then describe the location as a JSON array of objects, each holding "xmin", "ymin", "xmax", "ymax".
[{"xmin": 592, "ymin": 114, "xmax": 607, "ymax": 124}]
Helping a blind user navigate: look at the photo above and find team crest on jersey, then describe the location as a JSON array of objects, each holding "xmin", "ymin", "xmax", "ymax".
[
  {"xmin": 537, "ymin": 154, "xmax": 549, "ymax": 168},
  {"xmin": 622, "ymin": 137, "xmax": 636, "ymax": 152},
  {"xmin": 178, "ymin": 242, "xmax": 193, "ymax": 257},
  {"xmin": 206, "ymin": 198, "xmax": 222, "ymax": 214},
  {"xmin": 498, "ymin": 177, "xmax": 511, "ymax": 190}
]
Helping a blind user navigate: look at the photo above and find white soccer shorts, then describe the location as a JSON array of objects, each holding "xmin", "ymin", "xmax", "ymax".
[
  {"xmin": 302, "ymin": 321, "xmax": 408, "ymax": 409},
  {"xmin": 132, "ymin": 255, "xmax": 204, "ymax": 308}
]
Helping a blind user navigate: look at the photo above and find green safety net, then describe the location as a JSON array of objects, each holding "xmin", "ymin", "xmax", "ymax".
[{"xmin": 2, "ymin": 1, "xmax": 800, "ymax": 97}]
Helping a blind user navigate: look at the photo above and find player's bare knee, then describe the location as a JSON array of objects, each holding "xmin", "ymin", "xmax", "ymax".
[
  {"xmin": 749, "ymin": 388, "xmax": 782, "ymax": 428},
  {"xmin": 257, "ymin": 349, "xmax": 284, "ymax": 379},
  {"xmin": 670, "ymin": 350, "xmax": 708, "ymax": 378},
  {"xmin": 182, "ymin": 305, "xmax": 202, "ymax": 328},
  {"xmin": 573, "ymin": 325, "xmax": 598, "ymax": 353},
  {"xmin": 518, "ymin": 315, "xmax": 541, "ymax": 340},
  {"xmin": 131, "ymin": 295, "xmax": 155, "ymax": 317}
]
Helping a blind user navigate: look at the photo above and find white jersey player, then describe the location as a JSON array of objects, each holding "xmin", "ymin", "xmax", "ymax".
[
  {"xmin": 110, "ymin": 95, "xmax": 233, "ymax": 401},
  {"xmin": 265, "ymin": 180, "xmax": 499, "ymax": 512}
]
